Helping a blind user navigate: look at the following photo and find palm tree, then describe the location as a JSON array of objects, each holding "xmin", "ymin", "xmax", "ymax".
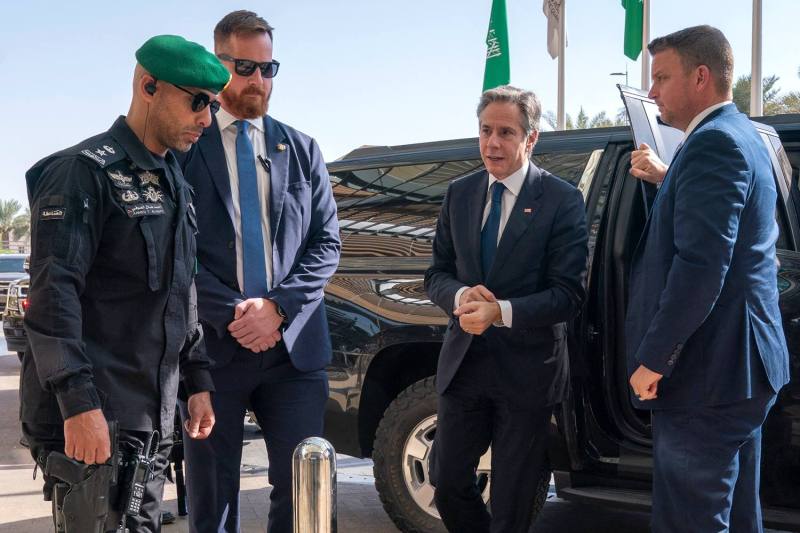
[
  {"xmin": 0, "ymin": 199, "xmax": 23, "ymax": 250},
  {"xmin": 732, "ymin": 74, "xmax": 781, "ymax": 115},
  {"xmin": 12, "ymin": 207, "xmax": 31, "ymax": 241}
]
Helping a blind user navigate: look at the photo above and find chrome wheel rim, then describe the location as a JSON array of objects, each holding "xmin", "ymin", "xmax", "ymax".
[{"xmin": 401, "ymin": 414, "xmax": 492, "ymax": 519}]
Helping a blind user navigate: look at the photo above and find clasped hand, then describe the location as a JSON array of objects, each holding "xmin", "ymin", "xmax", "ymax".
[
  {"xmin": 228, "ymin": 298, "xmax": 283, "ymax": 353},
  {"xmin": 454, "ymin": 284, "xmax": 502, "ymax": 336}
]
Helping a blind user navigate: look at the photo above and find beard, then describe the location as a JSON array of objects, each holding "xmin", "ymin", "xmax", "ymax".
[{"xmin": 221, "ymin": 84, "xmax": 271, "ymax": 119}]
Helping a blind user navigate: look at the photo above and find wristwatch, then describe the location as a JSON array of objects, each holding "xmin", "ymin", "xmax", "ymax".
[{"xmin": 271, "ymin": 300, "xmax": 287, "ymax": 322}]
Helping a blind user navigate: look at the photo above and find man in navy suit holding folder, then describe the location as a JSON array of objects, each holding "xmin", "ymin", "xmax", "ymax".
[
  {"xmin": 176, "ymin": 10, "xmax": 340, "ymax": 533},
  {"xmin": 626, "ymin": 25, "xmax": 790, "ymax": 532}
]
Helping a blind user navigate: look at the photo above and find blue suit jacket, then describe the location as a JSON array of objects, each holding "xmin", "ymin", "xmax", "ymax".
[
  {"xmin": 625, "ymin": 104, "xmax": 790, "ymax": 409},
  {"xmin": 424, "ymin": 165, "xmax": 588, "ymax": 408},
  {"xmin": 176, "ymin": 115, "xmax": 341, "ymax": 371}
]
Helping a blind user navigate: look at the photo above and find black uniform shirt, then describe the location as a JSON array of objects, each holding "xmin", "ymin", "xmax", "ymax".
[{"xmin": 22, "ymin": 116, "xmax": 214, "ymax": 434}]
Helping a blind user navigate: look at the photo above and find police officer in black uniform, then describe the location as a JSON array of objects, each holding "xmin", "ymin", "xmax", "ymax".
[{"xmin": 21, "ymin": 35, "xmax": 231, "ymax": 532}]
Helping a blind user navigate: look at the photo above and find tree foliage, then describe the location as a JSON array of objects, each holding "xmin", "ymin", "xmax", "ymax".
[
  {"xmin": 732, "ymin": 74, "xmax": 800, "ymax": 115},
  {"xmin": 0, "ymin": 199, "xmax": 29, "ymax": 249}
]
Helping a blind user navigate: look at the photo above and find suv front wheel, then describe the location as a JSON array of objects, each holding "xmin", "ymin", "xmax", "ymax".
[{"xmin": 372, "ymin": 376, "xmax": 550, "ymax": 533}]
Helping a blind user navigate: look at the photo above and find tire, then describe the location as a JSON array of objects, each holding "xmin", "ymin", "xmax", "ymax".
[{"xmin": 372, "ymin": 376, "xmax": 551, "ymax": 533}]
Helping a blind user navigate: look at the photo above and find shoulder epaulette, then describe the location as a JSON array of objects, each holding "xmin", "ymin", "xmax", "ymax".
[{"xmin": 76, "ymin": 139, "xmax": 127, "ymax": 168}]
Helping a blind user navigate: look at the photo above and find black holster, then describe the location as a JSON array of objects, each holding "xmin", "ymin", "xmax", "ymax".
[{"xmin": 45, "ymin": 421, "xmax": 119, "ymax": 533}]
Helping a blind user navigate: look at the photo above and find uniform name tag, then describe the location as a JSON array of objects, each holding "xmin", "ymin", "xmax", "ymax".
[
  {"xmin": 126, "ymin": 203, "xmax": 165, "ymax": 218},
  {"xmin": 40, "ymin": 207, "xmax": 66, "ymax": 220}
]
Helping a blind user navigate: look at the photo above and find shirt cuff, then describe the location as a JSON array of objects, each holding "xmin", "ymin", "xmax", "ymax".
[
  {"xmin": 454, "ymin": 286, "xmax": 468, "ymax": 312},
  {"xmin": 55, "ymin": 381, "xmax": 102, "ymax": 420},
  {"xmin": 496, "ymin": 300, "xmax": 512, "ymax": 328},
  {"xmin": 182, "ymin": 368, "xmax": 216, "ymax": 397}
]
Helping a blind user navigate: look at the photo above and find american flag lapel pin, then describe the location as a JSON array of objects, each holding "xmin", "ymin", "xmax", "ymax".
[{"xmin": 524, "ymin": 207, "xmax": 533, "ymax": 214}]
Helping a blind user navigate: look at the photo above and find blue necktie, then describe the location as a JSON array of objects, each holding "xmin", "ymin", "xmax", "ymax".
[
  {"xmin": 236, "ymin": 120, "xmax": 269, "ymax": 297},
  {"xmin": 480, "ymin": 181, "xmax": 505, "ymax": 278}
]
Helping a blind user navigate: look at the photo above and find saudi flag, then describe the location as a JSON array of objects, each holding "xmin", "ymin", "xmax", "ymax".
[
  {"xmin": 483, "ymin": 0, "xmax": 510, "ymax": 91},
  {"xmin": 622, "ymin": 0, "xmax": 643, "ymax": 60}
]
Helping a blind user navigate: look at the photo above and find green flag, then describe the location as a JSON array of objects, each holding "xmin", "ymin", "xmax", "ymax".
[
  {"xmin": 483, "ymin": 0, "xmax": 510, "ymax": 91},
  {"xmin": 622, "ymin": 0, "xmax": 643, "ymax": 60}
]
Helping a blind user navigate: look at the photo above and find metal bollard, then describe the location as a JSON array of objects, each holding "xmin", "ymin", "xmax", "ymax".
[{"xmin": 292, "ymin": 437, "xmax": 337, "ymax": 533}]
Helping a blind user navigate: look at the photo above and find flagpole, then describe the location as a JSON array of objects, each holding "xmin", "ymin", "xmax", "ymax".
[
  {"xmin": 640, "ymin": 0, "xmax": 650, "ymax": 91},
  {"xmin": 750, "ymin": 0, "xmax": 763, "ymax": 116},
  {"xmin": 557, "ymin": 0, "xmax": 566, "ymax": 130}
]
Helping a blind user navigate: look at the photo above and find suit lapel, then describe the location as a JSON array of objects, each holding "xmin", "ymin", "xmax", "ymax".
[
  {"xmin": 467, "ymin": 173, "xmax": 489, "ymax": 279},
  {"xmin": 265, "ymin": 116, "xmax": 289, "ymax": 242},
  {"xmin": 198, "ymin": 116, "xmax": 235, "ymax": 224},
  {"xmin": 487, "ymin": 165, "xmax": 543, "ymax": 280}
]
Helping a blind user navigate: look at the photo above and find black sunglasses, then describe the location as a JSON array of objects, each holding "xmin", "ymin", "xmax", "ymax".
[
  {"xmin": 172, "ymin": 83, "xmax": 220, "ymax": 113},
  {"xmin": 217, "ymin": 53, "xmax": 280, "ymax": 79}
]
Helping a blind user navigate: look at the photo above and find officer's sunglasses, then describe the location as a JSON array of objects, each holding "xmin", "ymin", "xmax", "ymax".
[
  {"xmin": 217, "ymin": 53, "xmax": 280, "ymax": 79},
  {"xmin": 172, "ymin": 84, "xmax": 221, "ymax": 113}
]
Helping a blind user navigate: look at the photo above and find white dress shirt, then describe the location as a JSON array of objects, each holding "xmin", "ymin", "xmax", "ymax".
[
  {"xmin": 453, "ymin": 160, "xmax": 529, "ymax": 327},
  {"xmin": 216, "ymin": 107, "xmax": 274, "ymax": 292},
  {"xmin": 682, "ymin": 100, "xmax": 732, "ymax": 141}
]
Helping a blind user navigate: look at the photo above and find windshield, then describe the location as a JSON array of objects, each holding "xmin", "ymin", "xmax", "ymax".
[{"xmin": 0, "ymin": 257, "xmax": 25, "ymax": 273}]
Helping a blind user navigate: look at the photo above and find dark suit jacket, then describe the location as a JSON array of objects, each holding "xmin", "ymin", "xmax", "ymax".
[
  {"xmin": 176, "ymin": 115, "xmax": 341, "ymax": 371},
  {"xmin": 424, "ymin": 164, "xmax": 589, "ymax": 408},
  {"xmin": 625, "ymin": 103, "xmax": 791, "ymax": 409}
]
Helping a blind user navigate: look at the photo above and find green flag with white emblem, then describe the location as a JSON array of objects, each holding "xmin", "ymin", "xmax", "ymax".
[
  {"xmin": 482, "ymin": 0, "xmax": 510, "ymax": 91},
  {"xmin": 622, "ymin": 0, "xmax": 643, "ymax": 60}
]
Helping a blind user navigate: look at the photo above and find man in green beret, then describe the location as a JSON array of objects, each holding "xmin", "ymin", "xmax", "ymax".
[{"xmin": 21, "ymin": 35, "xmax": 229, "ymax": 532}]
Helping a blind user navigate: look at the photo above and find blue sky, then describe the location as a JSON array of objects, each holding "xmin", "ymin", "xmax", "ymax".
[{"xmin": 2, "ymin": 0, "xmax": 798, "ymax": 206}]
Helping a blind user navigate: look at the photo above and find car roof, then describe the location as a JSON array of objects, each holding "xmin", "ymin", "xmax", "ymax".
[{"xmin": 328, "ymin": 113, "xmax": 800, "ymax": 173}]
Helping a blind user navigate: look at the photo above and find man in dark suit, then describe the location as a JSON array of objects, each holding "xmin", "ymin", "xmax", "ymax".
[
  {"xmin": 424, "ymin": 85, "xmax": 588, "ymax": 532},
  {"xmin": 626, "ymin": 26, "xmax": 790, "ymax": 533},
  {"xmin": 175, "ymin": 11, "xmax": 340, "ymax": 533}
]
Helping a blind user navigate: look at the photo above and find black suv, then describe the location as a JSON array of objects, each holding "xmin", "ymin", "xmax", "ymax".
[{"xmin": 321, "ymin": 89, "xmax": 800, "ymax": 532}]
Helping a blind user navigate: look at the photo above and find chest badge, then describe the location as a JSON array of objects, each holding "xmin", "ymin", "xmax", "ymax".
[
  {"xmin": 121, "ymin": 189, "xmax": 140, "ymax": 203},
  {"xmin": 107, "ymin": 169, "xmax": 134, "ymax": 188},
  {"xmin": 142, "ymin": 186, "xmax": 164, "ymax": 203},
  {"xmin": 138, "ymin": 170, "xmax": 160, "ymax": 187}
]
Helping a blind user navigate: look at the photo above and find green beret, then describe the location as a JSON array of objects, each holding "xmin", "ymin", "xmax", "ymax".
[{"xmin": 135, "ymin": 35, "xmax": 231, "ymax": 94}]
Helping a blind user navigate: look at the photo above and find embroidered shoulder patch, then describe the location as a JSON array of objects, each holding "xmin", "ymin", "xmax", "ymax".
[
  {"xmin": 76, "ymin": 139, "xmax": 126, "ymax": 168},
  {"xmin": 40, "ymin": 207, "xmax": 66, "ymax": 220}
]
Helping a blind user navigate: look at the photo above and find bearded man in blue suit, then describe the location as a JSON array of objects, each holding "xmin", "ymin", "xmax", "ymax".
[
  {"xmin": 175, "ymin": 10, "xmax": 340, "ymax": 533},
  {"xmin": 626, "ymin": 25, "xmax": 790, "ymax": 533}
]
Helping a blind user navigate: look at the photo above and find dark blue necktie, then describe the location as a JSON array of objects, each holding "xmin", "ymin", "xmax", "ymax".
[
  {"xmin": 480, "ymin": 181, "xmax": 505, "ymax": 277},
  {"xmin": 236, "ymin": 120, "xmax": 269, "ymax": 297}
]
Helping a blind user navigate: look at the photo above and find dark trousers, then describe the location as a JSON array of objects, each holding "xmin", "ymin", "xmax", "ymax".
[
  {"xmin": 430, "ymin": 345, "xmax": 552, "ymax": 533},
  {"xmin": 651, "ymin": 393, "xmax": 777, "ymax": 533},
  {"xmin": 179, "ymin": 348, "xmax": 327, "ymax": 533},
  {"xmin": 22, "ymin": 421, "xmax": 172, "ymax": 533}
]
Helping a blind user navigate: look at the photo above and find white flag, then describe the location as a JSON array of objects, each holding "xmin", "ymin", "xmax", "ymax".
[{"xmin": 543, "ymin": 0, "xmax": 564, "ymax": 59}]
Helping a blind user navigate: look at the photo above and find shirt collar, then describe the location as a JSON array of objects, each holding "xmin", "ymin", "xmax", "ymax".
[
  {"xmin": 109, "ymin": 115, "xmax": 174, "ymax": 171},
  {"xmin": 683, "ymin": 100, "xmax": 732, "ymax": 140},
  {"xmin": 488, "ymin": 159, "xmax": 529, "ymax": 197},
  {"xmin": 216, "ymin": 106, "xmax": 264, "ymax": 134}
]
